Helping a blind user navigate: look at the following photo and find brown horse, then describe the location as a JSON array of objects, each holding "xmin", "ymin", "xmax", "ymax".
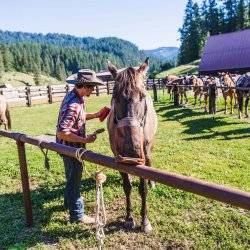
[
  {"xmin": 219, "ymin": 73, "xmax": 237, "ymax": 114},
  {"xmin": 0, "ymin": 94, "xmax": 11, "ymax": 130},
  {"xmin": 189, "ymin": 75, "xmax": 204, "ymax": 107},
  {"xmin": 107, "ymin": 58, "xmax": 157, "ymax": 233},
  {"xmin": 164, "ymin": 74, "xmax": 179, "ymax": 100}
]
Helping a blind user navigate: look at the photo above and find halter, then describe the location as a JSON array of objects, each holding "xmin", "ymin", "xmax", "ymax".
[
  {"xmin": 114, "ymin": 98, "xmax": 147, "ymax": 128},
  {"xmin": 113, "ymin": 98, "xmax": 147, "ymax": 165}
]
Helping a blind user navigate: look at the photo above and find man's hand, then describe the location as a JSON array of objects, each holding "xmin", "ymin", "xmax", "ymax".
[{"xmin": 84, "ymin": 133, "xmax": 97, "ymax": 143}]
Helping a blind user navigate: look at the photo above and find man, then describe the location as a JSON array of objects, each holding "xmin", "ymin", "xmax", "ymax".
[{"xmin": 56, "ymin": 69, "xmax": 105, "ymax": 224}]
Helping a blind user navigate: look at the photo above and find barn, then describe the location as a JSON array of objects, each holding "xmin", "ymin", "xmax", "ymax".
[{"xmin": 199, "ymin": 29, "xmax": 250, "ymax": 74}]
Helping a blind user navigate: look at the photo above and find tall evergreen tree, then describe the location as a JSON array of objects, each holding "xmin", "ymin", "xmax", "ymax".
[
  {"xmin": 178, "ymin": 0, "xmax": 203, "ymax": 64},
  {"xmin": 206, "ymin": 0, "xmax": 220, "ymax": 35},
  {"xmin": 0, "ymin": 52, "xmax": 5, "ymax": 79},
  {"xmin": 33, "ymin": 64, "xmax": 41, "ymax": 85},
  {"xmin": 223, "ymin": 0, "xmax": 238, "ymax": 32},
  {"xmin": 236, "ymin": 0, "xmax": 247, "ymax": 30},
  {"xmin": 2, "ymin": 45, "xmax": 13, "ymax": 71}
]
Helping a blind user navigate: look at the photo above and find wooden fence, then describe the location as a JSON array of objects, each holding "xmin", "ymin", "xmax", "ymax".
[
  {"xmin": 0, "ymin": 129, "xmax": 249, "ymax": 227},
  {"xmin": 0, "ymin": 82, "xmax": 115, "ymax": 107},
  {"xmin": 1, "ymin": 78, "xmax": 249, "ymax": 115}
]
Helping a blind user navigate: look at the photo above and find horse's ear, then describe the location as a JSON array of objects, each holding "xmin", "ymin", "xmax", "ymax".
[
  {"xmin": 107, "ymin": 60, "xmax": 118, "ymax": 79},
  {"xmin": 137, "ymin": 57, "xmax": 149, "ymax": 74}
]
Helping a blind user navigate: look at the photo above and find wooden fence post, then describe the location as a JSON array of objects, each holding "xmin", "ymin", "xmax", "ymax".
[
  {"xmin": 153, "ymin": 78, "xmax": 158, "ymax": 102},
  {"xmin": 96, "ymin": 85, "xmax": 99, "ymax": 96},
  {"xmin": 106, "ymin": 81, "xmax": 110, "ymax": 95},
  {"xmin": 208, "ymin": 84, "xmax": 216, "ymax": 114},
  {"xmin": 173, "ymin": 85, "xmax": 179, "ymax": 107},
  {"xmin": 26, "ymin": 86, "xmax": 31, "ymax": 107},
  {"xmin": 16, "ymin": 140, "xmax": 33, "ymax": 226},
  {"xmin": 47, "ymin": 85, "xmax": 53, "ymax": 104}
]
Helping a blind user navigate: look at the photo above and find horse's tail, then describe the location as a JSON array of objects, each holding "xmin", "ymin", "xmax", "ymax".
[{"xmin": 5, "ymin": 107, "xmax": 11, "ymax": 130}]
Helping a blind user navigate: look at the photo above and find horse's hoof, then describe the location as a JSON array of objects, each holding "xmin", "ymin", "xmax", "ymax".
[
  {"xmin": 141, "ymin": 221, "xmax": 153, "ymax": 233},
  {"xmin": 124, "ymin": 217, "xmax": 136, "ymax": 229},
  {"xmin": 148, "ymin": 180, "xmax": 156, "ymax": 189}
]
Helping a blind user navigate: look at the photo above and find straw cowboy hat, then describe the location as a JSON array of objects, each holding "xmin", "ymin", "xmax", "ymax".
[{"xmin": 66, "ymin": 69, "xmax": 105, "ymax": 86}]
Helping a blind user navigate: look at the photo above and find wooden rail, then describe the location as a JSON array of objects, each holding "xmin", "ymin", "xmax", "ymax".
[
  {"xmin": 0, "ymin": 129, "xmax": 249, "ymax": 226},
  {"xmin": 0, "ymin": 82, "xmax": 114, "ymax": 107}
]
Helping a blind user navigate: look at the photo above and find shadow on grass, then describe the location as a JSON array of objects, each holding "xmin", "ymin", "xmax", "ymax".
[
  {"xmin": 155, "ymin": 101, "xmax": 250, "ymax": 141},
  {"xmin": 0, "ymin": 173, "xmax": 125, "ymax": 249}
]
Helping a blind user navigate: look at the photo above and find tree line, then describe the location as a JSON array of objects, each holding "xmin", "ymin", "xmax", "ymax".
[
  {"xmin": 178, "ymin": 0, "xmax": 250, "ymax": 65},
  {"xmin": 0, "ymin": 31, "xmax": 174, "ymax": 84}
]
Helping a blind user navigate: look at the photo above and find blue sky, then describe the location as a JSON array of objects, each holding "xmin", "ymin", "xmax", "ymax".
[{"xmin": 0, "ymin": 0, "xmax": 202, "ymax": 50}]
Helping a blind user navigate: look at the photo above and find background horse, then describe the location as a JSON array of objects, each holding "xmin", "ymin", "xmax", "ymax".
[
  {"xmin": 164, "ymin": 74, "xmax": 179, "ymax": 100},
  {"xmin": 107, "ymin": 58, "xmax": 157, "ymax": 233},
  {"xmin": 0, "ymin": 94, "xmax": 11, "ymax": 130},
  {"xmin": 189, "ymin": 75, "xmax": 204, "ymax": 107},
  {"xmin": 236, "ymin": 74, "xmax": 250, "ymax": 119},
  {"xmin": 219, "ymin": 73, "xmax": 237, "ymax": 114}
]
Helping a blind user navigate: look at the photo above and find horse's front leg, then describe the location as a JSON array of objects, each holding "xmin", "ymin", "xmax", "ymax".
[
  {"xmin": 120, "ymin": 172, "xmax": 135, "ymax": 229},
  {"xmin": 245, "ymin": 96, "xmax": 249, "ymax": 118},
  {"xmin": 224, "ymin": 94, "xmax": 228, "ymax": 114},
  {"xmin": 204, "ymin": 93, "xmax": 208, "ymax": 113},
  {"xmin": 139, "ymin": 177, "xmax": 152, "ymax": 233},
  {"xmin": 184, "ymin": 90, "xmax": 188, "ymax": 103},
  {"xmin": 194, "ymin": 91, "xmax": 197, "ymax": 107},
  {"xmin": 199, "ymin": 92, "xmax": 203, "ymax": 106},
  {"xmin": 237, "ymin": 92, "xmax": 243, "ymax": 119},
  {"xmin": 230, "ymin": 94, "xmax": 234, "ymax": 114},
  {"xmin": 180, "ymin": 90, "xmax": 183, "ymax": 105},
  {"xmin": 146, "ymin": 158, "xmax": 155, "ymax": 188}
]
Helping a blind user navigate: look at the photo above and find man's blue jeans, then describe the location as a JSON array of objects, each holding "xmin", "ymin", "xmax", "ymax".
[{"xmin": 62, "ymin": 155, "xmax": 84, "ymax": 221}]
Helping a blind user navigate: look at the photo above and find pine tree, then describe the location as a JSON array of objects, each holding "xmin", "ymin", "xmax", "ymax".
[
  {"xmin": 236, "ymin": 0, "xmax": 247, "ymax": 30},
  {"xmin": 178, "ymin": 0, "xmax": 203, "ymax": 64},
  {"xmin": 0, "ymin": 52, "xmax": 5, "ymax": 79},
  {"xmin": 248, "ymin": 0, "xmax": 250, "ymax": 27},
  {"xmin": 206, "ymin": 0, "xmax": 220, "ymax": 35},
  {"xmin": 2, "ymin": 45, "xmax": 13, "ymax": 71},
  {"xmin": 33, "ymin": 64, "xmax": 41, "ymax": 85},
  {"xmin": 223, "ymin": 0, "xmax": 238, "ymax": 32},
  {"xmin": 55, "ymin": 57, "xmax": 66, "ymax": 81}
]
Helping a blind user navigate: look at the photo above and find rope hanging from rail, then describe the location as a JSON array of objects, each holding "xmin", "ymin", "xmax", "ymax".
[
  {"xmin": 75, "ymin": 147, "xmax": 107, "ymax": 250},
  {"xmin": 38, "ymin": 140, "xmax": 50, "ymax": 170}
]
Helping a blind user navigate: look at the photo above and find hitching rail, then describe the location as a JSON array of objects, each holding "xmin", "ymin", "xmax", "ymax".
[{"xmin": 0, "ymin": 129, "xmax": 250, "ymax": 226}]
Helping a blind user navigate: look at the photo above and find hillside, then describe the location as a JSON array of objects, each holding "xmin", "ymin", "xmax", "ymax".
[
  {"xmin": 143, "ymin": 47, "xmax": 178, "ymax": 61},
  {"xmin": 0, "ymin": 71, "xmax": 61, "ymax": 87},
  {"xmin": 156, "ymin": 59, "xmax": 200, "ymax": 78},
  {"xmin": 0, "ymin": 30, "xmax": 167, "ymax": 76},
  {"xmin": 0, "ymin": 30, "xmax": 142, "ymax": 62}
]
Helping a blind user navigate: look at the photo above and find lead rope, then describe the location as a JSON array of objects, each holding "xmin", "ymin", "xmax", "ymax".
[{"xmin": 75, "ymin": 148, "xmax": 107, "ymax": 250}]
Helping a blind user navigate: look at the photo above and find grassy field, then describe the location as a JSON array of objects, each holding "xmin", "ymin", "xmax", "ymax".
[
  {"xmin": 156, "ymin": 60, "xmax": 200, "ymax": 78},
  {"xmin": 0, "ymin": 93, "xmax": 250, "ymax": 249},
  {"xmin": 0, "ymin": 71, "xmax": 61, "ymax": 87}
]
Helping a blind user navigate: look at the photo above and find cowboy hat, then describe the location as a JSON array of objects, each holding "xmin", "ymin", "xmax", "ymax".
[{"xmin": 66, "ymin": 69, "xmax": 105, "ymax": 86}]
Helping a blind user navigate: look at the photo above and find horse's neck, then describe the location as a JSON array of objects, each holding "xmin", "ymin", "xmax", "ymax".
[{"xmin": 224, "ymin": 75, "xmax": 234, "ymax": 86}]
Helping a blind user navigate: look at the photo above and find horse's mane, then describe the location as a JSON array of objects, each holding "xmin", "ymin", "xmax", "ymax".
[{"xmin": 113, "ymin": 67, "xmax": 146, "ymax": 100}]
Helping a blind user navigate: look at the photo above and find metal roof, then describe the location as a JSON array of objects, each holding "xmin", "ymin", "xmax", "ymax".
[{"xmin": 199, "ymin": 29, "xmax": 250, "ymax": 74}]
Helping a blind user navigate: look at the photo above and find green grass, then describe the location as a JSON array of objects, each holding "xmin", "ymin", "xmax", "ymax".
[
  {"xmin": 0, "ymin": 71, "xmax": 61, "ymax": 87},
  {"xmin": 156, "ymin": 59, "xmax": 200, "ymax": 78},
  {"xmin": 0, "ymin": 93, "xmax": 250, "ymax": 249}
]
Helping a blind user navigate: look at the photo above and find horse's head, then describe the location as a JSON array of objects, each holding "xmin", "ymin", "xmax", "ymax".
[{"xmin": 107, "ymin": 58, "xmax": 149, "ymax": 162}]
